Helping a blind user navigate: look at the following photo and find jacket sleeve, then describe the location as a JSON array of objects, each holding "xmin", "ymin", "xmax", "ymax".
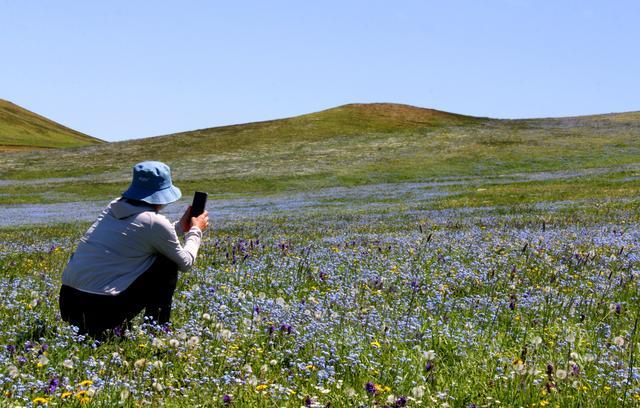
[{"xmin": 148, "ymin": 214, "xmax": 202, "ymax": 271}]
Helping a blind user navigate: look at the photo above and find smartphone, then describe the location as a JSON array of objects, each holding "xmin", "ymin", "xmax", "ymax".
[{"xmin": 191, "ymin": 191, "xmax": 208, "ymax": 218}]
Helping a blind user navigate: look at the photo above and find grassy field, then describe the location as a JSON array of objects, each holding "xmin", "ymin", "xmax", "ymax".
[
  {"xmin": 0, "ymin": 103, "xmax": 639, "ymax": 406},
  {"xmin": 1, "ymin": 195, "xmax": 639, "ymax": 407},
  {"xmin": 0, "ymin": 100, "xmax": 103, "ymax": 150},
  {"xmin": 1, "ymin": 103, "xmax": 640, "ymax": 205}
]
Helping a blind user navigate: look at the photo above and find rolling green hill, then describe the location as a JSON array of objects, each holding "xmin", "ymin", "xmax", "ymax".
[
  {"xmin": 0, "ymin": 99, "xmax": 103, "ymax": 150},
  {"xmin": 1, "ymin": 102, "xmax": 639, "ymax": 205}
]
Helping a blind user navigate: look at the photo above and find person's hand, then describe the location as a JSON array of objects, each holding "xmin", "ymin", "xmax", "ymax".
[
  {"xmin": 179, "ymin": 206, "xmax": 192, "ymax": 232},
  {"xmin": 191, "ymin": 210, "xmax": 209, "ymax": 232}
]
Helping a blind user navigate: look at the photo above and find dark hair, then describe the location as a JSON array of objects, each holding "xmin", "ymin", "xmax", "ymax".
[{"xmin": 121, "ymin": 197, "xmax": 155, "ymax": 209}]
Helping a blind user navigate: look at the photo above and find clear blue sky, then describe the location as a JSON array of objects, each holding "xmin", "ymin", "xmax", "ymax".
[{"xmin": 1, "ymin": 1, "xmax": 638, "ymax": 141}]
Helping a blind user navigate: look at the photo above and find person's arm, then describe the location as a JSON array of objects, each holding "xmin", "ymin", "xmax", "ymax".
[
  {"xmin": 173, "ymin": 205, "xmax": 193, "ymax": 237},
  {"xmin": 149, "ymin": 213, "xmax": 203, "ymax": 271}
]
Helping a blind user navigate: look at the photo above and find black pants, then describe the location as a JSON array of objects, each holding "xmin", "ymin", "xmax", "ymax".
[{"xmin": 59, "ymin": 254, "xmax": 178, "ymax": 338}]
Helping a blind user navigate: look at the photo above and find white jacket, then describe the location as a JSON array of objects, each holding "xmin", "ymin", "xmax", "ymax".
[{"xmin": 62, "ymin": 198, "xmax": 202, "ymax": 295}]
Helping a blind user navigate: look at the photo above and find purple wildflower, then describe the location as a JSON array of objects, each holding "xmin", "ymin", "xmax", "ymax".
[
  {"xmin": 572, "ymin": 363, "xmax": 580, "ymax": 376},
  {"xmin": 45, "ymin": 377, "xmax": 59, "ymax": 394},
  {"xmin": 365, "ymin": 381, "xmax": 377, "ymax": 395}
]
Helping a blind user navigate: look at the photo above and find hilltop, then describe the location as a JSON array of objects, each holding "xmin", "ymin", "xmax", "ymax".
[
  {"xmin": 1, "ymin": 102, "xmax": 639, "ymax": 205},
  {"xmin": 0, "ymin": 99, "xmax": 103, "ymax": 151}
]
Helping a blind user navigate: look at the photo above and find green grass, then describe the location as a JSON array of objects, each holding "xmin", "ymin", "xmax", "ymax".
[
  {"xmin": 1, "ymin": 197, "xmax": 639, "ymax": 406},
  {"xmin": 2, "ymin": 102, "xmax": 640, "ymax": 206},
  {"xmin": 0, "ymin": 99, "xmax": 103, "ymax": 149},
  {"xmin": 2, "ymin": 103, "xmax": 640, "ymax": 406}
]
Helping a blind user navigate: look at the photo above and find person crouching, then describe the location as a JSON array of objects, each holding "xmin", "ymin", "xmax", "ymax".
[{"xmin": 59, "ymin": 161, "xmax": 209, "ymax": 338}]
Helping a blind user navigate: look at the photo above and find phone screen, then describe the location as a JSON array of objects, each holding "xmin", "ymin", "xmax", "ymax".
[{"xmin": 191, "ymin": 191, "xmax": 208, "ymax": 218}]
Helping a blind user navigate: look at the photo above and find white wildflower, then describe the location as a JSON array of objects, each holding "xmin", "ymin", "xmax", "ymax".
[
  {"xmin": 614, "ymin": 336, "xmax": 625, "ymax": 347},
  {"xmin": 412, "ymin": 385, "xmax": 425, "ymax": 398},
  {"xmin": 152, "ymin": 381, "xmax": 163, "ymax": 392},
  {"xmin": 37, "ymin": 354, "xmax": 49, "ymax": 366},
  {"xmin": 120, "ymin": 389, "xmax": 130, "ymax": 402},
  {"xmin": 187, "ymin": 336, "xmax": 200, "ymax": 349},
  {"xmin": 219, "ymin": 329, "xmax": 232, "ymax": 341},
  {"xmin": 7, "ymin": 365, "xmax": 19, "ymax": 378}
]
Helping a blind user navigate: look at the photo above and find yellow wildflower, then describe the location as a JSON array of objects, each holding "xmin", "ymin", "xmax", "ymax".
[
  {"xmin": 256, "ymin": 384, "xmax": 268, "ymax": 392},
  {"xmin": 32, "ymin": 397, "xmax": 49, "ymax": 405},
  {"xmin": 61, "ymin": 391, "xmax": 73, "ymax": 399},
  {"xmin": 371, "ymin": 341, "xmax": 381, "ymax": 348},
  {"xmin": 79, "ymin": 380, "xmax": 93, "ymax": 387}
]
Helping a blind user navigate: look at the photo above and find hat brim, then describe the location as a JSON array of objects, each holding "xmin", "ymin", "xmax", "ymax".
[{"xmin": 122, "ymin": 185, "xmax": 182, "ymax": 205}]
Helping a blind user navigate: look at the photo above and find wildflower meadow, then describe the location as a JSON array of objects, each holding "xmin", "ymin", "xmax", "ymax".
[{"xmin": 1, "ymin": 194, "xmax": 639, "ymax": 407}]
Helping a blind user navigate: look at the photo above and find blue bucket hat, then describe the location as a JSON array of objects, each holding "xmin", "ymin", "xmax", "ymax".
[{"xmin": 122, "ymin": 161, "xmax": 182, "ymax": 205}]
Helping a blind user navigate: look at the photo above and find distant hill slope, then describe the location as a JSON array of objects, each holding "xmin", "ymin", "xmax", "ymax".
[
  {"xmin": 0, "ymin": 99, "xmax": 103, "ymax": 150},
  {"xmin": 1, "ymin": 102, "xmax": 639, "ymax": 204}
]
